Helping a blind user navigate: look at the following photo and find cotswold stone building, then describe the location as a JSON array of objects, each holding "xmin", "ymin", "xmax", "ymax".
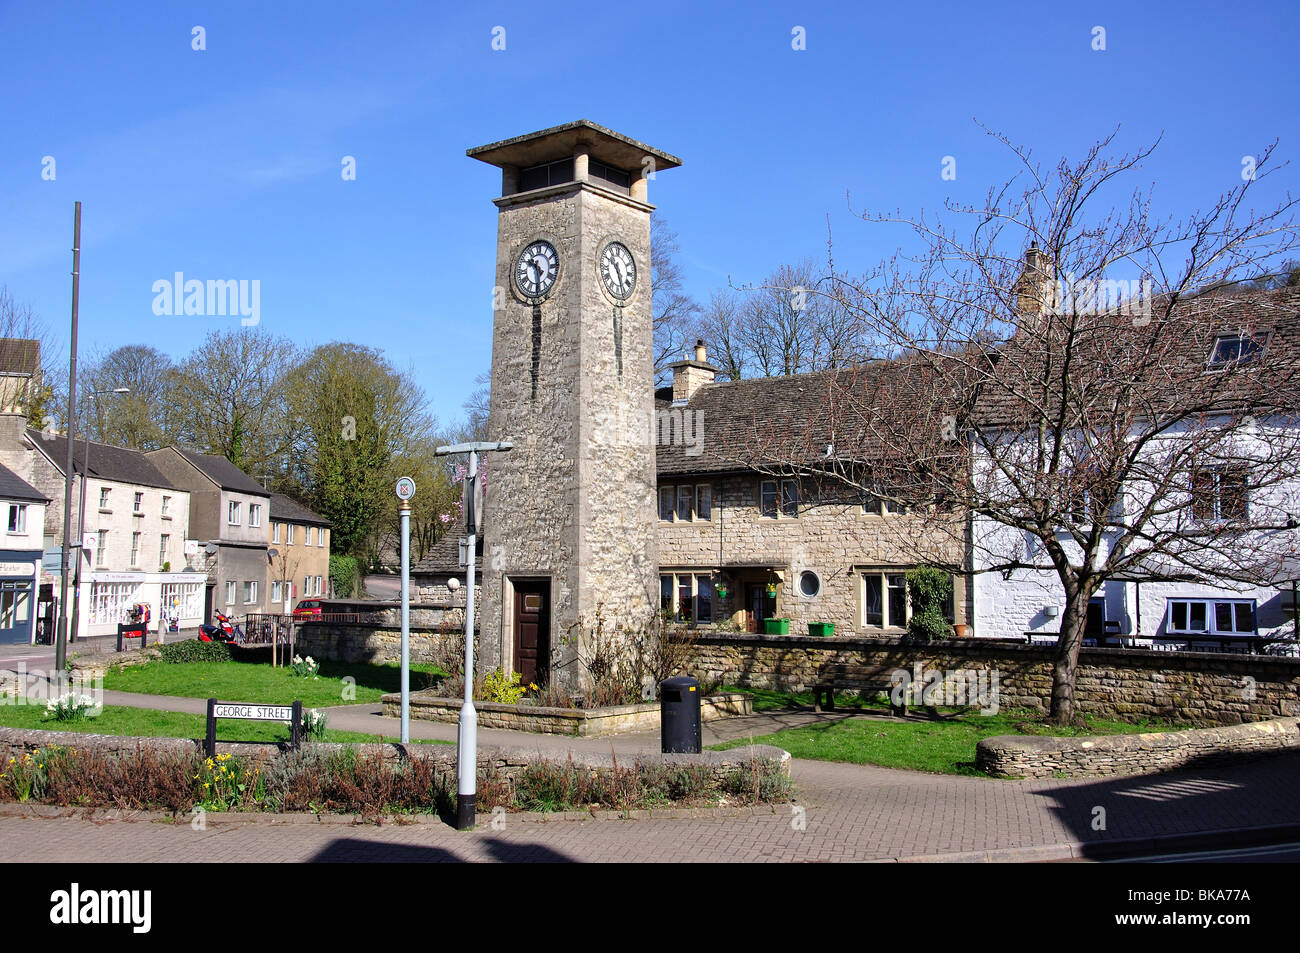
[{"xmin": 423, "ymin": 121, "xmax": 970, "ymax": 692}]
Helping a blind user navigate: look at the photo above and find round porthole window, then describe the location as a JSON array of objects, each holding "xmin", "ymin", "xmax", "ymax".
[{"xmin": 799, "ymin": 570, "xmax": 821, "ymax": 598}]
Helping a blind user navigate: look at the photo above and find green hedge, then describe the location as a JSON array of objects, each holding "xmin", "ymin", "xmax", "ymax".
[
  {"xmin": 157, "ymin": 640, "xmax": 235, "ymax": 664},
  {"xmin": 330, "ymin": 554, "xmax": 360, "ymax": 598}
]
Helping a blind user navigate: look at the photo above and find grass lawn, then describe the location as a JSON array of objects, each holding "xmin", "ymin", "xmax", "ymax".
[
  {"xmin": 102, "ymin": 658, "xmax": 448, "ymax": 708},
  {"xmin": 0, "ymin": 703, "xmax": 452, "ymax": 745},
  {"xmin": 716, "ymin": 686, "xmax": 1188, "ymax": 775}
]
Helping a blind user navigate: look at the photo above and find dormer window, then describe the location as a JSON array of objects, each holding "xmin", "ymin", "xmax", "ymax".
[
  {"xmin": 1207, "ymin": 332, "xmax": 1267, "ymax": 369},
  {"xmin": 518, "ymin": 157, "xmax": 575, "ymax": 192}
]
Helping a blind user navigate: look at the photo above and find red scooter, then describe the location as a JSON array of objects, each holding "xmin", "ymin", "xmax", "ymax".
[{"xmin": 198, "ymin": 611, "xmax": 244, "ymax": 644}]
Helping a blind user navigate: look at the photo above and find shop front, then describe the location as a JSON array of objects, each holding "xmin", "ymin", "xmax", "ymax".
[{"xmin": 0, "ymin": 551, "xmax": 40, "ymax": 645}]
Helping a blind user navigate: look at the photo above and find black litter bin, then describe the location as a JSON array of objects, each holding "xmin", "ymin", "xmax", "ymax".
[{"xmin": 660, "ymin": 676, "xmax": 702, "ymax": 753}]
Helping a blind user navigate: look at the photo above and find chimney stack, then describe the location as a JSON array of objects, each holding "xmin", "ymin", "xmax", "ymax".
[
  {"xmin": 670, "ymin": 339, "xmax": 717, "ymax": 404},
  {"xmin": 1014, "ymin": 243, "xmax": 1055, "ymax": 317}
]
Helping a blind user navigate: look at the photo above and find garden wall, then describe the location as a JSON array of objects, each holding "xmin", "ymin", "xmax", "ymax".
[
  {"xmin": 383, "ymin": 690, "xmax": 753, "ymax": 736},
  {"xmin": 295, "ymin": 615, "xmax": 467, "ymax": 666},
  {"xmin": 688, "ymin": 633, "xmax": 1300, "ymax": 726},
  {"xmin": 976, "ymin": 717, "xmax": 1300, "ymax": 778}
]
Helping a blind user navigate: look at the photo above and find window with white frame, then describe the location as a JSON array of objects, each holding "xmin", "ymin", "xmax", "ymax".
[
  {"xmin": 243, "ymin": 581, "xmax": 257, "ymax": 604},
  {"xmin": 98, "ymin": 487, "xmax": 111, "ymax": 510},
  {"xmin": 1207, "ymin": 332, "xmax": 1267, "ymax": 370},
  {"xmin": 90, "ymin": 582, "xmax": 138, "ymax": 625},
  {"xmin": 249, "ymin": 503, "xmax": 262, "ymax": 527},
  {"xmin": 1167, "ymin": 598, "xmax": 1256, "ymax": 635},
  {"xmin": 95, "ymin": 530, "xmax": 107, "ymax": 568},
  {"xmin": 286, "ymin": 524, "xmax": 295, "ymax": 545},
  {"xmin": 315, "ymin": 575, "xmax": 323, "ymax": 596},
  {"xmin": 228, "ymin": 501, "xmax": 241, "ymax": 525},
  {"xmin": 7, "ymin": 504, "xmax": 26, "ymax": 534},
  {"xmin": 318, "ymin": 528, "xmax": 326, "ymax": 548},
  {"xmin": 273, "ymin": 522, "xmax": 281, "ymax": 543},
  {"xmin": 133, "ymin": 492, "xmax": 143, "ymax": 514},
  {"xmin": 161, "ymin": 495, "xmax": 171, "ymax": 518},
  {"xmin": 659, "ymin": 572, "xmax": 714, "ymax": 623},
  {"xmin": 306, "ymin": 526, "xmax": 315, "ymax": 546},
  {"xmin": 161, "ymin": 582, "xmax": 201, "ymax": 619},
  {"xmin": 225, "ymin": 581, "xmax": 237, "ymax": 605},
  {"xmin": 159, "ymin": 534, "xmax": 169, "ymax": 569},
  {"xmin": 129, "ymin": 532, "xmax": 141, "ymax": 567},
  {"xmin": 272, "ymin": 581, "xmax": 282, "ymax": 604}
]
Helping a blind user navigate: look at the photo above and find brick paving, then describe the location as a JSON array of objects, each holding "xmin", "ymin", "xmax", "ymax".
[{"xmin": 3, "ymin": 689, "xmax": 1299, "ymax": 862}]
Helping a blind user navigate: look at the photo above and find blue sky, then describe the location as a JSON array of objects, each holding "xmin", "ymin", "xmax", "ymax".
[{"xmin": 3, "ymin": 0, "xmax": 1297, "ymax": 429}]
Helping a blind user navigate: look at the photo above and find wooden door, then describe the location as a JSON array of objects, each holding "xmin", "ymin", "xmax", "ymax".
[
  {"xmin": 512, "ymin": 581, "xmax": 550, "ymax": 686},
  {"xmin": 745, "ymin": 584, "xmax": 776, "ymax": 633}
]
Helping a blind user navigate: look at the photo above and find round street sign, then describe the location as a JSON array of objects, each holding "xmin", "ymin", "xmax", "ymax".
[{"xmin": 395, "ymin": 476, "xmax": 416, "ymax": 501}]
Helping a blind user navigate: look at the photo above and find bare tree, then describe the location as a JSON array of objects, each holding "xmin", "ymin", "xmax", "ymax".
[
  {"xmin": 651, "ymin": 215, "xmax": 702, "ymax": 385},
  {"xmin": 0, "ymin": 285, "xmax": 61, "ymax": 429},
  {"xmin": 78, "ymin": 344, "xmax": 178, "ymax": 449},
  {"xmin": 741, "ymin": 129, "xmax": 1300, "ymax": 723}
]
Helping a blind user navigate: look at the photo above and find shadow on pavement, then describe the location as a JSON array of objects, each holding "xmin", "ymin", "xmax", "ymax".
[
  {"xmin": 306, "ymin": 836, "xmax": 577, "ymax": 863},
  {"xmin": 1032, "ymin": 748, "xmax": 1300, "ymax": 857}
]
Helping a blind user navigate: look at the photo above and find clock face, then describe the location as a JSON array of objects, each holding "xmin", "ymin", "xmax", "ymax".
[
  {"xmin": 600, "ymin": 242, "xmax": 637, "ymax": 300},
  {"xmin": 515, "ymin": 241, "xmax": 559, "ymax": 299}
]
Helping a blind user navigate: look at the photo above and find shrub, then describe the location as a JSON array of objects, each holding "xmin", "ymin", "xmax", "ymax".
[
  {"xmin": 481, "ymin": 668, "xmax": 532, "ymax": 704},
  {"xmin": 158, "ymin": 639, "xmax": 234, "ymax": 664},
  {"xmin": 905, "ymin": 567, "xmax": 954, "ymax": 643},
  {"xmin": 329, "ymin": 555, "xmax": 360, "ymax": 598},
  {"xmin": 722, "ymin": 757, "xmax": 795, "ymax": 804}
]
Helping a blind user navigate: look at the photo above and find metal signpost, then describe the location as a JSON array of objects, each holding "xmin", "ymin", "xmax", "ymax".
[
  {"xmin": 434, "ymin": 440, "xmax": 511, "ymax": 830},
  {"xmin": 395, "ymin": 476, "xmax": 416, "ymax": 743}
]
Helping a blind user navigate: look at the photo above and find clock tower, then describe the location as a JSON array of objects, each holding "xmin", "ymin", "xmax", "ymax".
[{"xmin": 467, "ymin": 121, "xmax": 681, "ymax": 691}]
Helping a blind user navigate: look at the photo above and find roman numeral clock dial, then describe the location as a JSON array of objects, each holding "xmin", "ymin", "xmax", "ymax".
[
  {"xmin": 600, "ymin": 242, "xmax": 636, "ymax": 300},
  {"xmin": 515, "ymin": 240, "xmax": 559, "ymax": 298}
]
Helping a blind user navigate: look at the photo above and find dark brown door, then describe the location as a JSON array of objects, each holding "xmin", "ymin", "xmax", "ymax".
[
  {"xmin": 512, "ymin": 580, "xmax": 550, "ymax": 686},
  {"xmin": 746, "ymin": 584, "xmax": 776, "ymax": 633}
]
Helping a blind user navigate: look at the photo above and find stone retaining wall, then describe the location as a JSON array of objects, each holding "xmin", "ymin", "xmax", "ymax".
[
  {"xmin": 383, "ymin": 690, "xmax": 753, "ymax": 736},
  {"xmin": 975, "ymin": 717, "xmax": 1300, "ymax": 778},
  {"xmin": 688, "ymin": 633, "xmax": 1300, "ymax": 726},
  {"xmin": 294, "ymin": 621, "xmax": 466, "ymax": 666}
]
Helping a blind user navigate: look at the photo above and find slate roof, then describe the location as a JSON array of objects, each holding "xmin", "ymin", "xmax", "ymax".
[
  {"xmin": 269, "ymin": 493, "xmax": 331, "ymax": 527},
  {"xmin": 0, "ymin": 339, "xmax": 39, "ymax": 377},
  {"xmin": 172, "ymin": 448, "xmax": 269, "ymax": 496},
  {"xmin": 971, "ymin": 285, "xmax": 1300, "ymax": 428},
  {"xmin": 0, "ymin": 461, "xmax": 49, "ymax": 504},
  {"xmin": 412, "ymin": 532, "xmax": 479, "ymax": 576},
  {"xmin": 30, "ymin": 430, "xmax": 178, "ymax": 490},
  {"xmin": 654, "ymin": 358, "xmax": 955, "ymax": 477}
]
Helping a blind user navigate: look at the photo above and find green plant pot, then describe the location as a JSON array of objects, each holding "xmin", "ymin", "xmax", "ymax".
[
  {"xmin": 763, "ymin": 618, "xmax": 791, "ymax": 635},
  {"xmin": 808, "ymin": 622, "xmax": 834, "ymax": 637}
]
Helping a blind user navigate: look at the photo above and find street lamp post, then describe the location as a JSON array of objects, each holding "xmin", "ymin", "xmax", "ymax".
[
  {"xmin": 69, "ymin": 387, "xmax": 130, "ymax": 646},
  {"xmin": 434, "ymin": 440, "xmax": 512, "ymax": 830}
]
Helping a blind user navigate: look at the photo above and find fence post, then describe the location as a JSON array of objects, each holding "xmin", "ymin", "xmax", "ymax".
[
  {"xmin": 290, "ymin": 700, "xmax": 302, "ymax": 750},
  {"xmin": 205, "ymin": 698, "xmax": 217, "ymax": 759}
]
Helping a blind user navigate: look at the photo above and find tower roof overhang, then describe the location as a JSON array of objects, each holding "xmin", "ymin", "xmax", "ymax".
[{"xmin": 467, "ymin": 119, "xmax": 681, "ymax": 173}]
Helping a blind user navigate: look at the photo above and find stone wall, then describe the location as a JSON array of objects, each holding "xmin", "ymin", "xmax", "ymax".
[
  {"xmin": 976, "ymin": 717, "xmax": 1300, "ymax": 778},
  {"xmin": 687, "ymin": 633, "xmax": 1300, "ymax": 725},
  {"xmin": 383, "ymin": 689, "xmax": 753, "ymax": 737},
  {"xmin": 294, "ymin": 618, "xmax": 466, "ymax": 666}
]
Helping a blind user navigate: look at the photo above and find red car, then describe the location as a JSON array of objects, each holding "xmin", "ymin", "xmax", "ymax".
[{"xmin": 292, "ymin": 599, "xmax": 324, "ymax": 621}]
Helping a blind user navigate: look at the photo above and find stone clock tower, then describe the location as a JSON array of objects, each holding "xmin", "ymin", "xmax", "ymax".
[{"xmin": 467, "ymin": 121, "xmax": 681, "ymax": 691}]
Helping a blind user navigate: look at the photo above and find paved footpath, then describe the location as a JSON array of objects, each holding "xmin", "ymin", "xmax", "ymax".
[{"xmin": 4, "ymin": 686, "xmax": 1300, "ymax": 861}]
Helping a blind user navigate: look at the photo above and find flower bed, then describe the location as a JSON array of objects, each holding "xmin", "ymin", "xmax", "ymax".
[
  {"xmin": 382, "ymin": 690, "xmax": 753, "ymax": 736},
  {"xmin": 0, "ymin": 726, "xmax": 790, "ymax": 816}
]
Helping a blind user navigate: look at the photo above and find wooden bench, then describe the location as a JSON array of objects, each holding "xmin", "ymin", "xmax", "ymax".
[{"xmin": 811, "ymin": 664, "xmax": 908, "ymax": 716}]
